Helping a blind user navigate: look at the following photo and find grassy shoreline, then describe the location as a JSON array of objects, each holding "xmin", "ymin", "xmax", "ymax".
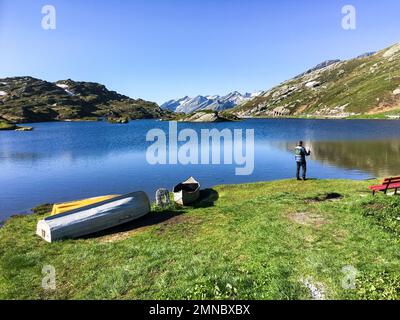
[
  {"xmin": 0, "ymin": 120, "xmax": 33, "ymax": 131},
  {"xmin": 0, "ymin": 179, "xmax": 399, "ymax": 300},
  {"xmin": 2, "ymin": 113, "xmax": 400, "ymax": 128}
]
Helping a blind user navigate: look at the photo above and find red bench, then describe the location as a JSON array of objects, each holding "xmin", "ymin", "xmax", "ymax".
[{"xmin": 368, "ymin": 176, "xmax": 400, "ymax": 195}]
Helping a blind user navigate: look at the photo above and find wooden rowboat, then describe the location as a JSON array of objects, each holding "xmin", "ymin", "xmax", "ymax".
[
  {"xmin": 173, "ymin": 177, "xmax": 200, "ymax": 206},
  {"xmin": 36, "ymin": 191, "xmax": 150, "ymax": 243}
]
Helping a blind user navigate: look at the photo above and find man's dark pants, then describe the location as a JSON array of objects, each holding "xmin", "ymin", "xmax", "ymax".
[{"xmin": 296, "ymin": 161, "xmax": 307, "ymax": 180}]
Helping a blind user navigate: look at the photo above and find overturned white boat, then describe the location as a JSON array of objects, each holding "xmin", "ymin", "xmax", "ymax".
[{"xmin": 36, "ymin": 191, "xmax": 150, "ymax": 243}]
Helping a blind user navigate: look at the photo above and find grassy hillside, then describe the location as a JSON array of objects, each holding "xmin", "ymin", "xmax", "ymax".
[
  {"xmin": 0, "ymin": 77, "xmax": 169, "ymax": 123},
  {"xmin": 0, "ymin": 179, "xmax": 399, "ymax": 300},
  {"xmin": 0, "ymin": 119, "xmax": 33, "ymax": 131},
  {"xmin": 0, "ymin": 119, "xmax": 16, "ymax": 130},
  {"xmin": 233, "ymin": 43, "xmax": 400, "ymax": 118}
]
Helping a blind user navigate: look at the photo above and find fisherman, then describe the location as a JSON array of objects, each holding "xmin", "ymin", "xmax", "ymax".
[{"xmin": 295, "ymin": 141, "xmax": 311, "ymax": 181}]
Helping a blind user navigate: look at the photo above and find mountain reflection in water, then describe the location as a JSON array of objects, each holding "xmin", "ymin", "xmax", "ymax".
[{"xmin": 280, "ymin": 140, "xmax": 400, "ymax": 178}]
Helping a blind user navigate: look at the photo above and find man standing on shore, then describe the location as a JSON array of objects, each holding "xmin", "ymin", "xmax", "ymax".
[{"xmin": 295, "ymin": 141, "xmax": 311, "ymax": 181}]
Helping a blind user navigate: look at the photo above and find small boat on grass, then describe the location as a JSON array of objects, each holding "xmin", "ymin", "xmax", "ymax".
[
  {"xmin": 36, "ymin": 191, "xmax": 150, "ymax": 243},
  {"xmin": 173, "ymin": 177, "xmax": 200, "ymax": 206}
]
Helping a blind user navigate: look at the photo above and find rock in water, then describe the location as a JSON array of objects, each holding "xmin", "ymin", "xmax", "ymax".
[
  {"xmin": 179, "ymin": 111, "xmax": 238, "ymax": 122},
  {"xmin": 15, "ymin": 126, "xmax": 33, "ymax": 131},
  {"xmin": 108, "ymin": 117, "xmax": 129, "ymax": 124}
]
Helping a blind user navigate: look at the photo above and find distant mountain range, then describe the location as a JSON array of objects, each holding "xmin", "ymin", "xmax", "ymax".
[
  {"xmin": 161, "ymin": 91, "xmax": 263, "ymax": 114},
  {"xmin": 232, "ymin": 43, "xmax": 400, "ymax": 118},
  {"xmin": 0, "ymin": 77, "xmax": 169, "ymax": 123}
]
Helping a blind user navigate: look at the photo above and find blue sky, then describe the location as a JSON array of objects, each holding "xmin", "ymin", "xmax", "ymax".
[{"xmin": 0, "ymin": 0, "xmax": 399, "ymax": 104}]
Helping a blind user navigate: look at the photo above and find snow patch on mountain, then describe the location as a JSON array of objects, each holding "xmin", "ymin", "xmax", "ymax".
[
  {"xmin": 56, "ymin": 83, "xmax": 75, "ymax": 96},
  {"xmin": 162, "ymin": 91, "xmax": 263, "ymax": 113}
]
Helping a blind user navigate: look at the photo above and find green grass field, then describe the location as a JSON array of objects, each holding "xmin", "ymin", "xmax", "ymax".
[{"xmin": 0, "ymin": 179, "xmax": 399, "ymax": 300}]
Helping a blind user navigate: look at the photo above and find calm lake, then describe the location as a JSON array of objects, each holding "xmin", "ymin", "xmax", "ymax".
[{"xmin": 1, "ymin": 119, "xmax": 400, "ymax": 221}]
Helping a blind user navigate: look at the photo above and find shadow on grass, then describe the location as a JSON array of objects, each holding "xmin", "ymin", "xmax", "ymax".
[
  {"xmin": 191, "ymin": 188, "xmax": 219, "ymax": 208},
  {"xmin": 83, "ymin": 209, "xmax": 187, "ymax": 239}
]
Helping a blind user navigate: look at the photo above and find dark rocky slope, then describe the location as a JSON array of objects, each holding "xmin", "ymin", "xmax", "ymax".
[{"xmin": 0, "ymin": 77, "xmax": 168, "ymax": 123}]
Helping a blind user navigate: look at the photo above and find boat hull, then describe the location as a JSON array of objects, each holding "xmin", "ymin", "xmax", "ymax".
[{"xmin": 36, "ymin": 191, "xmax": 150, "ymax": 242}]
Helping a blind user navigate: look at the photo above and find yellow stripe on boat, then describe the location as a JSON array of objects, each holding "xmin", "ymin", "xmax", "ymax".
[{"xmin": 51, "ymin": 195, "xmax": 119, "ymax": 215}]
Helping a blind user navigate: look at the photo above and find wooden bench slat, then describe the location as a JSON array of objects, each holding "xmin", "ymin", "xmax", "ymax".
[
  {"xmin": 368, "ymin": 176, "xmax": 400, "ymax": 195},
  {"xmin": 383, "ymin": 180, "xmax": 400, "ymax": 185},
  {"xmin": 384, "ymin": 176, "xmax": 400, "ymax": 181},
  {"xmin": 369, "ymin": 183, "xmax": 400, "ymax": 191}
]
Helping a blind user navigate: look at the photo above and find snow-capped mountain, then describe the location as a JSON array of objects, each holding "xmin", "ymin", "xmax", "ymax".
[{"xmin": 161, "ymin": 91, "xmax": 263, "ymax": 114}]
